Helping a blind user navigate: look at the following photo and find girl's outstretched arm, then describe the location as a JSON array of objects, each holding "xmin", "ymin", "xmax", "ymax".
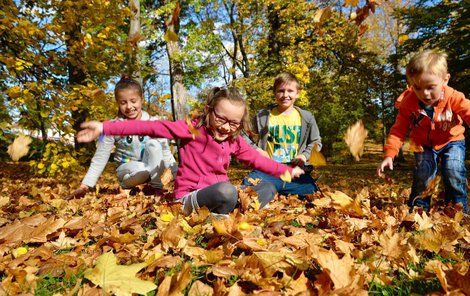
[{"xmin": 77, "ymin": 121, "xmax": 104, "ymax": 143}]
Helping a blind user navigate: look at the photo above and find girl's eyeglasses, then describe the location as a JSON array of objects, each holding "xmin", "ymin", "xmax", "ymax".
[{"xmin": 211, "ymin": 108, "xmax": 242, "ymax": 130}]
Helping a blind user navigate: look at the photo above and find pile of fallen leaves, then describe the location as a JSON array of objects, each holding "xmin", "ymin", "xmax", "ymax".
[{"xmin": 0, "ymin": 161, "xmax": 469, "ymax": 295}]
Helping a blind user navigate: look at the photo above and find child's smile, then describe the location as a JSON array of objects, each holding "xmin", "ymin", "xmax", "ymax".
[{"xmin": 208, "ymin": 99, "xmax": 244, "ymax": 141}]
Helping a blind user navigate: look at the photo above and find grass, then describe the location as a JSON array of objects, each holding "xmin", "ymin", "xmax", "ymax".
[
  {"xmin": 35, "ymin": 271, "xmax": 84, "ymax": 296},
  {"xmin": 369, "ymin": 276, "xmax": 442, "ymax": 295}
]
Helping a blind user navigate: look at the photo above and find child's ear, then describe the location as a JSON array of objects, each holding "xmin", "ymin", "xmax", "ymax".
[{"xmin": 443, "ymin": 73, "xmax": 450, "ymax": 85}]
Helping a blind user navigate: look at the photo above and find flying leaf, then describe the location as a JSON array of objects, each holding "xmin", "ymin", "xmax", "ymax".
[
  {"xmin": 160, "ymin": 168, "xmax": 173, "ymax": 188},
  {"xmin": 164, "ymin": 30, "xmax": 178, "ymax": 42},
  {"xmin": 344, "ymin": 120, "xmax": 368, "ymax": 161},
  {"xmin": 313, "ymin": 7, "xmax": 332, "ymax": 24},
  {"xmin": 344, "ymin": 0, "xmax": 359, "ymax": 7},
  {"xmin": 309, "ymin": 144, "xmax": 326, "ymax": 167},
  {"xmin": 7, "ymin": 134, "xmax": 32, "ymax": 161},
  {"xmin": 84, "ymin": 251, "xmax": 156, "ymax": 296},
  {"xmin": 410, "ymin": 140, "xmax": 424, "ymax": 153},
  {"xmin": 398, "ymin": 34, "xmax": 409, "ymax": 45},
  {"xmin": 185, "ymin": 117, "xmax": 200, "ymax": 139}
]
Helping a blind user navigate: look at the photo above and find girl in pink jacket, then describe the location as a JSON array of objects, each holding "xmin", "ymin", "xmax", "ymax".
[{"xmin": 77, "ymin": 87, "xmax": 304, "ymax": 215}]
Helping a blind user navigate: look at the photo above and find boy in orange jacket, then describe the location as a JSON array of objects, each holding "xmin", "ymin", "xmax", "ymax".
[{"xmin": 377, "ymin": 50, "xmax": 470, "ymax": 213}]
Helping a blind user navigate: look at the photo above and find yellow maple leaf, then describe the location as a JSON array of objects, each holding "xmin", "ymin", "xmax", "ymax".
[
  {"xmin": 309, "ymin": 144, "xmax": 326, "ymax": 167},
  {"xmin": 84, "ymin": 251, "xmax": 156, "ymax": 296},
  {"xmin": 280, "ymin": 170, "xmax": 292, "ymax": 182},
  {"xmin": 344, "ymin": 120, "xmax": 368, "ymax": 161},
  {"xmin": 7, "ymin": 134, "xmax": 32, "ymax": 161}
]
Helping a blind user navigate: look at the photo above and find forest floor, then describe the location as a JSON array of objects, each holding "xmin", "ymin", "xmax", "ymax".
[{"xmin": 0, "ymin": 142, "xmax": 469, "ymax": 295}]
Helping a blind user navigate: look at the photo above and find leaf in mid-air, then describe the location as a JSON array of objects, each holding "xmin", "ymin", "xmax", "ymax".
[
  {"xmin": 185, "ymin": 117, "xmax": 201, "ymax": 139},
  {"xmin": 84, "ymin": 251, "xmax": 156, "ymax": 296},
  {"xmin": 7, "ymin": 134, "xmax": 32, "ymax": 161},
  {"xmin": 309, "ymin": 144, "xmax": 326, "ymax": 167},
  {"xmin": 344, "ymin": 120, "xmax": 368, "ymax": 161}
]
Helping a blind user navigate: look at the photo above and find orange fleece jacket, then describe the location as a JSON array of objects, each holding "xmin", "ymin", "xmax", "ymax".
[{"xmin": 384, "ymin": 86, "xmax": 470, "ymax": 158}]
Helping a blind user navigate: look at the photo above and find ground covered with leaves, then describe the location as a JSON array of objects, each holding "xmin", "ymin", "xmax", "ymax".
[{"xmin": 0, "ymin": 151, "xmax": 469, "ymax": 295}]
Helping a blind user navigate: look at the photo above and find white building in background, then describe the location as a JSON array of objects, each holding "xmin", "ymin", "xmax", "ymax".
[{"xmin": 10, "ymin": 124, "xmax": 75, "ymax": 145}]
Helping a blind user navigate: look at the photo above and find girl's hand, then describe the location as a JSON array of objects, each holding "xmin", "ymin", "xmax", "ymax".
[
  {"xmin": 291, "ymin": 166, "xmax": 305, "ymax": 179},
  {"xmin": 65, "ymin": 184, "xmax": 89, "ymax": 200},
  {"xmin": 377, "ymin": 157, "xmax": 393, "ymax": 178},
  {"xmin": 77, "ymin": 121, "xmax": 104, "ymax": 143}
]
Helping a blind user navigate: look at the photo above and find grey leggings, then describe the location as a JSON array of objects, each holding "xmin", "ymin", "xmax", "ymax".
[{"xmin": 183, "ymin": 181, "xmax": 277, "ymax": 215}]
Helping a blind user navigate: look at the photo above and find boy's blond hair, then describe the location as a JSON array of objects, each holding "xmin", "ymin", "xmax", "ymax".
[
  {"xmin": 406, "ymin": 50, "xmax": 448, "ymax": 83},
  {"xmin": 273, "ymin": 72, "xmax": 301, "ymax": 93}
]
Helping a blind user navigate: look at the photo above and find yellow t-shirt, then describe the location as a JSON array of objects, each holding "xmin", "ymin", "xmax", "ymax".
[{"xmin": 266, "ymin": 108, "xmax": 301, "ymax": 163}]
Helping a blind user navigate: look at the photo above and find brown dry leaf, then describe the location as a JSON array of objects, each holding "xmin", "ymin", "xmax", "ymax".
[
  {"xmin": 309, "ymin": 144, "xmax": 327, "ymax": 167},
  {"xmin": 311, "ymin": 247, "xmax": 355, "ymax": 289},
  {"xmin": 413, "ymin": 212, "xmax": 434, "ymax": 231},
  {"xmin": 160, "ymin": 168, "xmax": 173, "ymax": 188},
  {"xmin": 414, "ymin": 223, "xmax": 461, "ymax": 253},
  {"xmin": 238, "ymin": 187, "xmax": 260, "ymax": 212},
  {"xmin": 188, "ymin": 280, "xmax": 213, "ymax": 296},
  {"xmin": 313, "ymin": 7, "xmax": 332, "ymax": 24},
  {"xmin": 378, "ymin": 228, "xmax": 407, "ymax": 259},
  {"xmin": 344, "ymin": 0, "xmax": 359, "ymax": 6},
  {"xmin": 161, "ymin": 218, "xmax": 186, "ymax": 250},
  {"xmin": 185, "ymin": 117, "xmax": 201, "ymax": 139},
  {"xmin": 7, "ymin": 134, "xmax": 32, "ymax": 161},
  {"xmin": 410, "ymin": 140, "xmax": 424, "ymax": 153},
  {"xmin": 84, "ymin": 251, "xmax": 156, "ymax": 296},
  {"xmin": 285, "ymin": 272, "xmax": 314, "ymax": 295},
  {"xmin": 327, "ymin": 191, "xmax": 353, "ymax": 209},
  {"xmin": 212, "ymin": 215, "xmax": 236, "ymax": 236},
  {"xmin": 0, "ymin": 196, "xmax": 10, "ymax": 208},
  {"xmin": 228, "ymin": 282, "xmax": 246, "ymax": 296},
  {"xmin": 344, "ymin": 120, "xmax": 368, "ymax": 161},
  {"xmin": 49, "ymin": 231, "xmax": 77, "ymax": 249},
  {"xmin": 211, "ymin": 266, "xmax": 239, "ymax": 279},
  {"xmin": 157, "ymin": 262, "xmax": 191, "ymax": 296},
  {"xmin": 416, "ymin": 175, "xmax": 441, "ymax": 200}
]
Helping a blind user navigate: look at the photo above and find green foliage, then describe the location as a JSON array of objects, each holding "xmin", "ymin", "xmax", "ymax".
[
  {"xmin": 397, "ymin": 0, "xmax": 469, "ymax": 95},
  {"xmin": 29, "ymin": 142, "xmax": 81, "ymax": 177}
]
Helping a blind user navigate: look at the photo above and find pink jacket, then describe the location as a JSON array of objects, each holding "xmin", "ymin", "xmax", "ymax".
[{"xmin": 103, "ymin": 119, "xmax": 293, "ymax": 199}]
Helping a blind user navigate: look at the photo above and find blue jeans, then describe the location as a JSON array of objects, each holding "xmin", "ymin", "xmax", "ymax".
[
  {"xmin": 242, "ymin": 169, "xmax": 319, "ymax": 197},
  {"xmin": 409, "ymin": 140, "xmax": 468, "ymax": 213}
]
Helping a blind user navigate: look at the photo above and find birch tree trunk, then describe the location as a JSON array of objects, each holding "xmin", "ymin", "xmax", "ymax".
[
  {"xmin": 128, "ymin": 0, "xmax": 142, "ymax": 84},
  {"xmin": 164, "ymin": 2, "xmax": 188, "ymax": 121}
]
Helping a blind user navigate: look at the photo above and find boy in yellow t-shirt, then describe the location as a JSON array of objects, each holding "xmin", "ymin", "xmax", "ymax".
[{"xmin": 243, "ymin": 72, "xmax": 322, "ymax": 199}]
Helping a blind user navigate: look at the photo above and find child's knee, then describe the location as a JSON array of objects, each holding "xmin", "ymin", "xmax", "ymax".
[
  {"xmin": 145, "ymin": 139, "xmax": 163, "ymax": 152},
  {"xmin": 217, "ymin": 182, "xmax": 238, "ymax": 202}
]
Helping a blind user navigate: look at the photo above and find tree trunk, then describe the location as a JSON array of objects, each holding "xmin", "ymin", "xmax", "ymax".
[
  {"xmin": 66, "ymin": 21, "xmax": 91, "ymax": 152},
  {"xmin": 165, "ymin": 3, "xmax": 188, "ymax": 121},
  {"xmin": 128, "ymin": 0, "xmax": 142, "ymax": 84}
]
